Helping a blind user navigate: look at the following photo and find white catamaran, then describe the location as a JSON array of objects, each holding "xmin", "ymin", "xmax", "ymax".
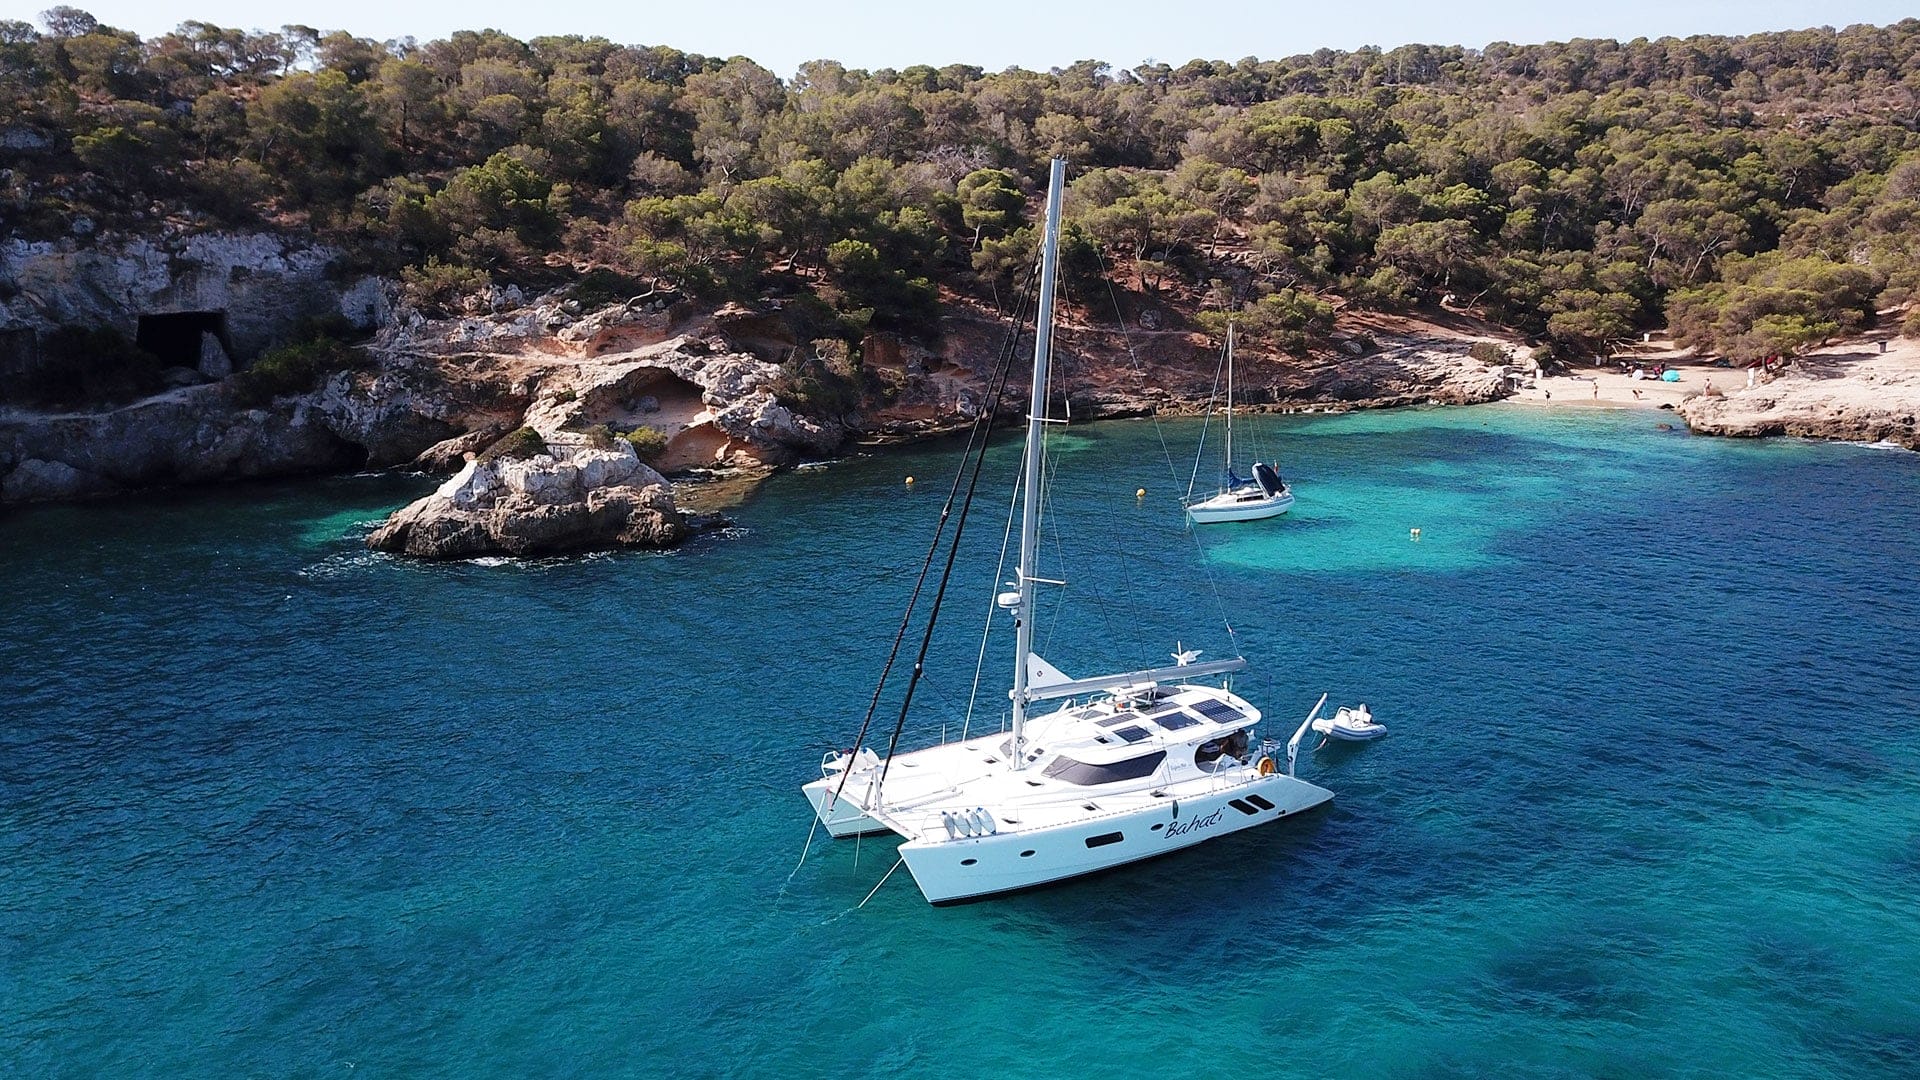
[
  {"xmin": 1185, "ymin": 323, "xmax": 1294, "ymax": 524},
  {"xmin": 801, "ymin": 159, "xmax": 1337, "ymax": 905}
]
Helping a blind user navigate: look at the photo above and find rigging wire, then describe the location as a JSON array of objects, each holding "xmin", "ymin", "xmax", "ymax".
[
  {"xmin": 962, "ymin": 467, "xmax": 1024, "ymax": 741},
  {"xmin": 823, "ymin": 271, "xmax": 1037, "ymax": 813},
  {"xmin": 1186, "ymin": 335, "xmax": 1230, "ymax": 504},
  {"xmin": 870, "ymin": 270, "xmax": 1038, "ymax": 793},
  {"xmin": 1091, "ymin": 244, "xmax": 1244, "ymax": 654}
]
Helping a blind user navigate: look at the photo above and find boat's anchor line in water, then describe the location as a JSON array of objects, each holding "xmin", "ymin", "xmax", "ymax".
[{"xmin": 802, "ymin": 158, "xmax": 1361, "ymax": 905}]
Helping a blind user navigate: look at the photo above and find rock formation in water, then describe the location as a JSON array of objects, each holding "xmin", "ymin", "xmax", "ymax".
[{"xmin": 366, "ymin": 436, "xmax": 686, "ymax": 558}]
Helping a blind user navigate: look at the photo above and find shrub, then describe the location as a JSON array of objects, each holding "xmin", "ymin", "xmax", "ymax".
[
  {"xmin": 400, "ymin": 258, "xmax": 491, "ymax": 316},
  {"xmin": 477, "ymin": 426, "xmax": 548, "ymax": 463},
  {"xmin": 568, "ymin": 268, "xmax": 650, "ymax": 311},
  {"xmin": 772, "ymin": 339, "xmax": 866, "ymax": 419},
  {"xmin": 230, "ymin": 336, "xmax": 367, "ymax": 407},
  {"xmin": 620, "ymin": 425, "xmax": 669, "ymax": 461},
  {"xmin": 1468, "ymin": 341, "xmax": 1508, "ymax": 365}
]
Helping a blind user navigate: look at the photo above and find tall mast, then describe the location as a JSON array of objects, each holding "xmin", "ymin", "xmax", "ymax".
[
  {"xmin": 1009, "ymin": 157, "xmax": 1066, "ymax": 767},
  {"xmin": 1224, "ymin": 321, "xmax": 1235, "ymax": 480}
]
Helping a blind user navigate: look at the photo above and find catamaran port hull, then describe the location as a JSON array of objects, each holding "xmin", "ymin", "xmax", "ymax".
[{"xmin": 801, "ymin": 776, "xmax": 895, "ymax": 838}]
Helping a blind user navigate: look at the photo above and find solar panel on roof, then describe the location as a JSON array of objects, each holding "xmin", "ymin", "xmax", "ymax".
[
  {"xmin": 1149, "ymin": 710, "xmax": 1200, "ymax": 730},
  {"xmin": 1111, "ymin": 725, "xmax": 1152, "ymax": 743},
  {"xmin": 1096, "ymin": 715, "xmax": 1133, "ymax": 728},
  {"xmin": 1191, "ymin": 699, "xmax": 1245, "ymax": 724}
]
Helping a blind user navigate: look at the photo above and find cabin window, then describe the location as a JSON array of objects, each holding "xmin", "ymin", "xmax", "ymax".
[
  {"xmin": 1228, "ymin": 799, "xmax": 1258, "ymax": 815},
  {"xmin": 1040, "ymin": 750, "xmax": 1166, "ymax": 786},
  {"xmin": 960, "ymin": 858, "xmax": 978, "ymax": 866},
  {"xmin": 1085, "ymin": 832, "xmax": 1124, "ymax": 848},
  {"xmin": 1246, "ymin": 794, "xmax": 1276, "ymax": 811},
  {"xmin": 1193, "ymin": 730, "xmax": 1251, "ymax": 767}
]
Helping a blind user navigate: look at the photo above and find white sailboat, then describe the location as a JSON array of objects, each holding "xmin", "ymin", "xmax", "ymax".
[
  {"xmin": 801, "ymin": 159, "xmax": 1337, "ymax": 905},
  {"xmin": 1185, "ymin": 323, "xmax": 1294, "ymax": 524}
]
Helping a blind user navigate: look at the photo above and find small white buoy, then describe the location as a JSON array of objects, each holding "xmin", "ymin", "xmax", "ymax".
[
  {"xmin": 1410, "ymin": 527, "xmax": 1422, "ymax": 541},
  {"xmin": 1136, "ymin": 487, "xmax": 1146, "ymax": 498},
  {"xmin": 904, "ymin": 475, "xmax": 914, "ymax": 485}
]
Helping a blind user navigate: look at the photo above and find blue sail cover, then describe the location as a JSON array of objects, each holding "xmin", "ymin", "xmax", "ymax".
[{"xmin": 1253, "ymin": 462, "xmax": 1285, "ymax": 496}]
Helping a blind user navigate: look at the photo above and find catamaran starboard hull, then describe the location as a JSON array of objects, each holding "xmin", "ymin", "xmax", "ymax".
[{"xmin": 897, "ymin": 774, "xmax": 1333, "ymax": 904}]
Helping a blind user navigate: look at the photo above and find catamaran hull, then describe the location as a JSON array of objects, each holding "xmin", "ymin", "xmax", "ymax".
[
  {"xmin": 801, "ymin": 776, "xmax": 893, "ymax": 838},
  {"xmin": 896, "ymin": 774, "xmax": 1333, "ymax": 904},
  {"xmin": 1187, "ymin": 493, "xmax": 1294, "ymax": 524}
]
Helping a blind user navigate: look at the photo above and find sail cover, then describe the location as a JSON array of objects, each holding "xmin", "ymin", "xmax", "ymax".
[{"xmin": 1253, "ymin": 462, "xmax": 1284, "ymax": 496}]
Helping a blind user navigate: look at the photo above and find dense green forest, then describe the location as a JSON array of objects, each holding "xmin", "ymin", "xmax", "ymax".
[{"xmin": 7, "ymin": 7, "xmax": 1920, "ymax": 361}]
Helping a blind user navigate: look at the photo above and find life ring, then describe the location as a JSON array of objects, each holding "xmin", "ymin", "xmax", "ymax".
[{"xmin": 1257, "ymin": 756, "xmax": 1276, "ymax": 775}]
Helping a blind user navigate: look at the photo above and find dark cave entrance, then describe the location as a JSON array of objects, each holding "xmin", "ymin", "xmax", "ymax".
[{"xmin": 136, "ymin": 310, "xmax": 233, "ymax": 368}]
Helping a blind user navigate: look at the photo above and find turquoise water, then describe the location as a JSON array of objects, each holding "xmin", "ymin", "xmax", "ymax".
[{"xmin": 5, "ymin": 405, "xmax": 1919, "ymax": 1077}]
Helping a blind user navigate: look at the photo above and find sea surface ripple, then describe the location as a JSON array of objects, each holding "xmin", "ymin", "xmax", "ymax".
[{"xmin": 3, "ymin": 405, "xmax": 1918, "ymax": 1078}]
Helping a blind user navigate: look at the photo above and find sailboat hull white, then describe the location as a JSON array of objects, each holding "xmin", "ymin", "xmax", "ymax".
[
  {"xmin": 896, "ymin": 773, "xmax": 1332, "ymax": 904},
  {"xmin": 1186, "ymin": 490, "xmax": 1294, "ymax": 523},
  {"xmin": 801, "ymin": 774, "xmax": 895, "ymax": 837}
]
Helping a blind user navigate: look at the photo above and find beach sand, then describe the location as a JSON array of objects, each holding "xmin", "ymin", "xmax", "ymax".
[{"xmin": 1504, "ymin": 333, "xmax": 1920, "ymax": 417}]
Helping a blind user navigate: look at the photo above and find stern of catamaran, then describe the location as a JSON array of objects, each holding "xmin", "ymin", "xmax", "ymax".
[{"xmin": 802, "ymin": 749, "xmax": 898, "ymax": 838}]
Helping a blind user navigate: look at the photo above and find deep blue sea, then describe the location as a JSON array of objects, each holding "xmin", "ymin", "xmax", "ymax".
[{"xmin": 5, "ymin": 404, "xmax": 1919, "ymax": 1078}]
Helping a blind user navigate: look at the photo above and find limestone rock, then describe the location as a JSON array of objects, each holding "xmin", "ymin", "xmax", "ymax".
[
  {"xmin": 366, "ymin": 440, "xmax": 687, "ymax": 559},
  {"xmin": 0, "ymin": 457, "xmax": 111, "ymax": 501},
  {"xmin": 196, "ymin": 331, "xmax": 232, "ymax": 379},
  {"xmin": 1679, "ymin": 353, "xmax": 1920, "ymax": 449}
]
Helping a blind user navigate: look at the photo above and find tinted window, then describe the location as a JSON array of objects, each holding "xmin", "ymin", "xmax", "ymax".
[{"xmin": 1041, "ymin": 751, "xmax": 1167, "ymax": 786}]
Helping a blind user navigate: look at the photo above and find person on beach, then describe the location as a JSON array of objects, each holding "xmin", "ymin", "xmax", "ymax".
[
  {"xmin": 1592, "ymin": 381, "xmax": 1599, "ymax": 400},
  {"xmin": 1705, "ymin": 377, "xmax": 1714, "ymax": 393}
]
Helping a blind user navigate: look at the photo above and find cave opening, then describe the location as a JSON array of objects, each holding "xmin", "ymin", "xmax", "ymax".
[{"xmin": 136, "ymin": 310, "xmax": 232, "ymax": 368}]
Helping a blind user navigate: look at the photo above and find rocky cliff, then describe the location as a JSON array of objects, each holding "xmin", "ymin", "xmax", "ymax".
[
  {"xmin": 0, "ymin": 233, "xmax": 1519, "ymax": 515},
  {"xmin": 1, "ymin": 231, "xmax": 386, "ymax": 393}
]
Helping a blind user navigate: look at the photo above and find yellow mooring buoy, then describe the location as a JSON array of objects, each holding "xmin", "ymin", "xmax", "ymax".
[
  {"xmin": 905, "ymin": 476, "xmax": 914, "ymax": 485},
  {"xmin": 1136, "ymin": 488, "xmax": 1146, "ymax": 498}
]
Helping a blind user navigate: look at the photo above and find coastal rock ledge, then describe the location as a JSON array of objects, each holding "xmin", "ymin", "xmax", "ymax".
[{"xmin": 367, "ymin": 438, "xmax": 686, "ymax": 559}]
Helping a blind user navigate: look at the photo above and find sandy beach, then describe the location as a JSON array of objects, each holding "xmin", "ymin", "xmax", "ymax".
[
  {"xmin": 1503, "ymin": 333, "xmax": 1920, "ymax": 441},
  {"xmin": 1505, "ymin": 334, "xmax": 1751, "ymax": 410}
]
